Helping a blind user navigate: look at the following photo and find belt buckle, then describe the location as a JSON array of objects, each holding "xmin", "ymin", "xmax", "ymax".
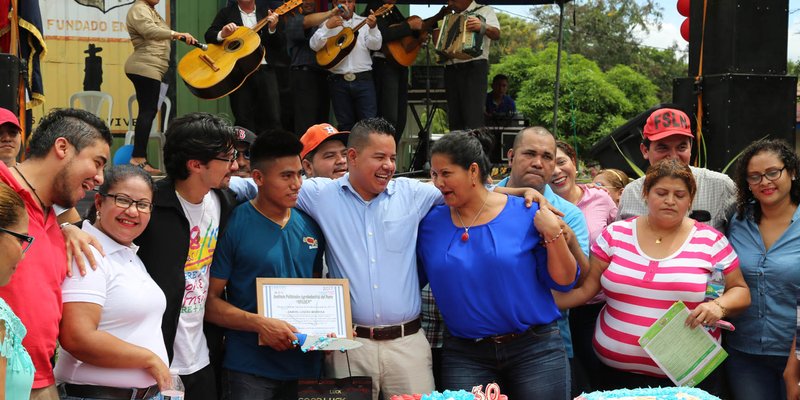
[{"xmin": 343, "ymin": 72, "xmax": 356, "ymax": 82}]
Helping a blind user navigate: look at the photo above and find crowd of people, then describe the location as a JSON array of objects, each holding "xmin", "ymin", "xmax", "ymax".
[
  {"xmin": 0, "ymin": 1, "xmax": 799, "ymax": 400},
  {"xmin": 2, "ymin": 98, "xmax": 800, "ymax": 400}
]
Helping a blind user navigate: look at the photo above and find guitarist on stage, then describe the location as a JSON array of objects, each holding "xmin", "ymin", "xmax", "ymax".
[
  {"xmin": 285, "ymin": 0, "xmax": 341, "ymax": 136},
  {"xmin": 309, "ymin": 0, "xmax": 381, "ymax": 132},
  {"xmin": 443, "ymin": 0, "xmax": 500, "ymax": 130},
  {"xmin": 363, "ymin": 0, "xmax": 448, "ymax": 145},
  {"xmin": 205, "ymin": 0, "xmax": 282, "ymax": 134}
]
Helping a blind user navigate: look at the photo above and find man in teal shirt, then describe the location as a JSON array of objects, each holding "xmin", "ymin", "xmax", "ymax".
[{"xmin": 495, "ymin": 126, "xmax": 589, "ymax": 393}]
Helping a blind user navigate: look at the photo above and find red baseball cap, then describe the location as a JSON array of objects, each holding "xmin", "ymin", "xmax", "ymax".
[
  {"xmin": 300, "ymin": 124, "xmax": 349, "ymax": 159},
  {"xmin": 0, "ymin": 107, "xmax": 21, "ymax": 131},
  {"xmin": 643, "ymin": 108, "xmax": 693, "ymax": 142}
]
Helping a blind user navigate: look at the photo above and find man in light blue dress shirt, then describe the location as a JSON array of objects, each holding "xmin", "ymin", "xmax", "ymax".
[{"xmin": 295, "ymin": 118, "xmax": 440, "ymax": 399}]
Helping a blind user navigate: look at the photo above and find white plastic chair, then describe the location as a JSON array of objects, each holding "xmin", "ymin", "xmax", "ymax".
[
  {"xmin": 69, "ymin": 91, "xmax": 113, "ymax": 125},
  {"xmin": 124, "ymin": 94, "xmax": 170, "ymax": 170}
]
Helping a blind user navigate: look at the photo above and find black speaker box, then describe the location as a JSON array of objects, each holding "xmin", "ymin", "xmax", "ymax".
[
  {"xmin": 673, "ymin": 73, "xmax": 797, "ymax": 172},
  {"xmin": 687, "ymin": 0, "xmax": 789, "ymax": 77},
  {"xmin": 0, "ymin": 54, "xmax": 20, "ymax": 115}
]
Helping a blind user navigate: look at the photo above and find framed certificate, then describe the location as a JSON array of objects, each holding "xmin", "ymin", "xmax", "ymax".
[{"xmin": 256, "ymin": 278, "xmax": 353, "ymax": 339}]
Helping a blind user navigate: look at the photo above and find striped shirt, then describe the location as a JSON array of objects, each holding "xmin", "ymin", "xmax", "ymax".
[{"xmin": 591, "ymin": 217, "xmax": 739, "ymax": 377}]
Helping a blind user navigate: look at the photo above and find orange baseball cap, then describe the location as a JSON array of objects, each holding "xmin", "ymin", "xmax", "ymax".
[
  {"xmin": 643, "ymin": 108, "xmax": 693, "ymax": 142},
  {"xmin": 300, "ymin": 123, "xmax": 349, "ymax": 159}
]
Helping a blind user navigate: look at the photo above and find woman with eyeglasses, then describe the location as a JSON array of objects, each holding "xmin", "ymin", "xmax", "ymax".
[
  {"xmin": 0, "ymin": 182, "xmax": 35, "ymax": 399},
  {"xmin": 54, "ymin": 165, "xmax": 169, "ymax": 400},
  {"xmin": 725, "ymin": 140, "xmax": 800, "ymax": 400}
]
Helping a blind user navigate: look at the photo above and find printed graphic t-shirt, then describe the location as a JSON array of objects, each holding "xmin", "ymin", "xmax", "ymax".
[{"xmin": 171, "ymin": 191, "xmax": 221, "ymax": 375}]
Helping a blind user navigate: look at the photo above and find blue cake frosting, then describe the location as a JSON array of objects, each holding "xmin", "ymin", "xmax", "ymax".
[{"xmin": 576, "ymin": 387, "xmax": 720, "ymax": 400}]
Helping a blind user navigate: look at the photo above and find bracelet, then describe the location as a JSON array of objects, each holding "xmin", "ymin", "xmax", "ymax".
[
  {"xmin": 712, "ymin": 298, "xmax": 728, "ymax": 318},
  {"xmin": 541, "ymin": 228, "xmax": 564, "ymax": 246},
  {"xmin": 59, "ymin": 222, "xmax": 72, "ymax": 230}
]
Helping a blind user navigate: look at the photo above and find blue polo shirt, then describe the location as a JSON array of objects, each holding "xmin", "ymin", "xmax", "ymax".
[
  {"xmin": 727, "ymin": 205, "xmax": 800, "ymax": 356},
  {"xmin": 495, "ymin": 177, "xmax": 589, "ymax": 358},
  {"xmin": 211, "ymin": 203, "xmax": 325, "ymax": 379},
  {"xmin": 296, "ymin": 174, "xmax": 443, "ymax": 327}
]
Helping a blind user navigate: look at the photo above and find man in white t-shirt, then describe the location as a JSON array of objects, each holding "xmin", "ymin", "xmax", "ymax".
[{"xmin": 135, "ymin": 112, "xmax": 239, "ymax": 400}]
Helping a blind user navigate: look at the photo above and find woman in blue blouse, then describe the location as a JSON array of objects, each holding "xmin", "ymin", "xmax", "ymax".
[
  {"xmin": 726, "ymin": 139, "xmax": 800, "ymax": 400},
  {"xmin": 0, "ymin": 182, "xmax": 35, "ymax": 398},
  {"xmin": 417, "ymin": 131, "xmax": 578, "ymax": 399}
]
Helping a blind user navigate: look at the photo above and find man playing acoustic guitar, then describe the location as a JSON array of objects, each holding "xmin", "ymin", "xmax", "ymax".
[
  {"xmin": 309, "ymin": 0, "xmax": 381, "ymax": 132},
  {"xmin": 204, "ymin": 0, "xmax": 282, "ymax": 135}
]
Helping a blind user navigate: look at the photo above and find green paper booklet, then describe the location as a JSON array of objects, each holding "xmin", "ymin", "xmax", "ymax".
[{"xmin": 638, "ymin": 301, "xmax": 727, "ymax": 387}]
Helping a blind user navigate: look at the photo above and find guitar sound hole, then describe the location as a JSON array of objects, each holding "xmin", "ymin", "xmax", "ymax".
[
  {"xmin": 336, "ymin": 36, "xmax": 345, "ymax": 47},
  {"xmin": 226, "ymin": 40, "xmax": 243, "ymax": 52}
]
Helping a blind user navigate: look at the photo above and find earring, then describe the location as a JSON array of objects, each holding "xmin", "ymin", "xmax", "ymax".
[
  {"xmin": 96, "ymin": 211, "xmax": 101, "ymax": 220},
  {"xmin": 472, "ymin": 180, "xmax": 476, "ymax": 187}
]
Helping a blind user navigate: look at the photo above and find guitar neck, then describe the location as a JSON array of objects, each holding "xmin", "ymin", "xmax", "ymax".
[
  {"xmin": 350, "ymin": 5, "xmax": 393, "ymax": 32},
  {"xmin": 252, "ymin": 1, "xmax": 300, "ymax": 32}
]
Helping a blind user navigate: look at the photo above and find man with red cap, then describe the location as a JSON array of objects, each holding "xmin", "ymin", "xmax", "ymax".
[
  {"xmin": 0, "ymin": 107, "xmax": 22, "ymax": 168},
  {"xmin": 617, "ymin": 107, "xmax": 736, "ymax": 231}
]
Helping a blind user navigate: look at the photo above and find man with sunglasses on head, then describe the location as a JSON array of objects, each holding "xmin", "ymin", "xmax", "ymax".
[
  {"xmin": 0, "ymin": 108, "xmax": 111, "ymax": 400},
  {"xmin": 617, "ymin": 107, "xmax": 736, "ymax": 231},
  {"xmin": 134, "ymin": 112, "xmax": 239, "ymax": 400}
]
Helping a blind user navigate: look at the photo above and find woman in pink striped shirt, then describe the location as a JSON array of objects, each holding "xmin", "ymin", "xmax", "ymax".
[{"xmin": 555, "ymin": 159, "xmax": 750, "ymax": 393}]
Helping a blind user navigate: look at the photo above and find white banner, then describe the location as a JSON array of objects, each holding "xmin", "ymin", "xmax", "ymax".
[{"xmin": 41, "ymin": 0, "xmax": 168, "ymax": 41}]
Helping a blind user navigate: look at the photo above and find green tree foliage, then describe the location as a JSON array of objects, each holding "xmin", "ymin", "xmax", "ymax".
[
  {"xmin": 789, "ymin": 59, "xmax": 800, "ymax": 76},
  {"xmin": 631, "ymin": 45, "xmax": 688, "ymax": 102},
  {"xmin": 489, "ymin": 13, "xmax": 544, "ymax": 64},
  {"xmin": 605, "ymin": 65, "xmax": 660, "ymax": 112},
  {"xmin": 492, "ymin": 44, "xmax": 659, "ymax": 154},
  {"xmin": 530, "ymin": 0, "xmax": 663, "ymax": 71}
]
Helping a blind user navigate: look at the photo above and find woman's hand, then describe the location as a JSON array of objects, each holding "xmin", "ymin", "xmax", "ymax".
[
  {"xmin": 173, "ymin": 32, "xmax": 197, "ymax": 45},
  {"xmin": 686, "ymin": 300, "xmax": 724, "ymax": 329},
  {"xmin": 61, "ymin": 224, "xmax": 103, "ymax": 277},
  {"xmin": 534, "ymin": 205, "xmax": 562, "ymax": 239},
  {"xmin": 145, "ymin": 352, "xmax": 171, "ymax": 391}
]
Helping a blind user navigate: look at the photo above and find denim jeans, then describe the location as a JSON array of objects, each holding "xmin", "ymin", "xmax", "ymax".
[
  {"xmin": 224, "ymin": 369, "xmax": 298, "ymax": 400},
  {"xmin": 441, "ymin": 322, "xmax": 570, "ymax": 400},
  {"xmin": 726, "ymin": 346, "xmax": 788, "ymax": 400},
  {"xmin": 327, "ymin": 77, "xmax": 377, "ymax": 131}
]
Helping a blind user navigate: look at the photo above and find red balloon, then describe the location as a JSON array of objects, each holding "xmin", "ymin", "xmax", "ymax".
[
  {"xmin": 677, "ymin": 0, "xmax": 690, "ymax": 17},
  {"xmin": 680, "ymin": 18, "xmax": 690, "ymax": 41}
]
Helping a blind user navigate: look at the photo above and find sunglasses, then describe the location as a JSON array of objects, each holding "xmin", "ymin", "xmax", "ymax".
[{"xmin": 0, "ymin": 227, "xmax": 34, "ymax": 254}]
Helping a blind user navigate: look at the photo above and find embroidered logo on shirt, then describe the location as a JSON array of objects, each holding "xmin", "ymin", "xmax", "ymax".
[{"xmin": 303, "ymin": 236, "xmax": 318, "ymax": 249}]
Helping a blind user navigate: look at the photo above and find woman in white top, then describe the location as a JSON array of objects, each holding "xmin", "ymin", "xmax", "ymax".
[{"xmin": 55, "ymin": 165, "xmax": 169, "ymax": 400}]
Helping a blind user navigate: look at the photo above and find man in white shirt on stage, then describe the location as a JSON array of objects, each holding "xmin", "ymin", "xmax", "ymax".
[{"xmin": 309, "ymin": 0, "xmax": 381, "ymax": 131}]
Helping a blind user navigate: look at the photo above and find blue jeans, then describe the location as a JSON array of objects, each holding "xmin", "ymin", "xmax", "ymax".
[
  {"xmin": 327, "ymin": 76, "xmax": 377, "ymax": 131},
  {"xmin": 224, "ymin": 369, "xmax": 297, "ymax": 400},
  {"xmin": 441, "ymin": 322, "xmax": 570, "ymax": 399},
  {"xmin": 726, "ymin": 346, "xmax": 787, "ymax": 400}
]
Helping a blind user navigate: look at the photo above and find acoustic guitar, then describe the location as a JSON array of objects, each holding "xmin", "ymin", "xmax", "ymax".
[
  {"xmin": 385, "ymin": 7, "xmax": 450, "ymax": 67},
  {"xmin": 316, "ymin": 3, "xmax": 394, "ymax": 69},
  {"xmin": 178, "ymin": 0, "xmax": 302, "ymax": 100}
]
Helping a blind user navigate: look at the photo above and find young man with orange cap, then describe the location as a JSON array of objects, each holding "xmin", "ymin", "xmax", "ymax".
[
  {"xmin": 300, "ymin": 123, "xmax": 349, "ymax": 179},
  {"xmin": 617, "ymin": 107, "xmax": 736, "ymax": 231}
]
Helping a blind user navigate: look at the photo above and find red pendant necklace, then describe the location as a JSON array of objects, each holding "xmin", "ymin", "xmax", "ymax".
[{"xmin": 454, "ymin": 193, "xmax": 489, "ymax": 242}]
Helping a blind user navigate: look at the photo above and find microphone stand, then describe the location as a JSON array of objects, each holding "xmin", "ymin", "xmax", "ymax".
[{"xmin": 407, "ymin": 33, "xmax": 438, "ymax": 174}]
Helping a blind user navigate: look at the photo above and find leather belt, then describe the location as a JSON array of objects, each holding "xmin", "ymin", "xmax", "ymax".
[
  {"xmin": 60, "ymin": 383, "xmax": 160, "ymax": 399},
  {"xmin": 354, "ymin": 317, "xmax": 421, "ymax": 340},
  {"xmin": 328, "ymin": 71, "xmax": 372, "ymax": 82},
  {"xmin": 475, "ymin": 323, "xmax": 546, "ymax": 344}
]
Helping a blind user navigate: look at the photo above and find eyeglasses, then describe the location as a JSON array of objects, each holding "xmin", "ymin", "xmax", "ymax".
[
  {"xmin": 0, "ymin": 227, "xmax": 34, "ymax": 254},
  {"xmin": 102, "ymin": 193, "xmax": 154, "ymax": 213},
  {"xmin": 746, "ymin": 166, "xmax": 786, "ymax": 185},
  {"xmin": 213, "ymin": 150, "xmax": 239, "ymax": 165}
]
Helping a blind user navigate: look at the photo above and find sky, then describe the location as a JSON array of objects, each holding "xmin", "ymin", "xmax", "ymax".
[{"xmin": 410, "ymin": 0, "xmax": 800, "ymax": 62}]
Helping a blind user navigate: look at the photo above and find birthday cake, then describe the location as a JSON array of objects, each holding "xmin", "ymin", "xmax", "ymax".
[
  {"xmin": 575, "ymin": 386, "xmax": 720, "ymax": 400},
  {"xmin": 391, "ymin": 383, "xmax": 507, "ymax": 400}
]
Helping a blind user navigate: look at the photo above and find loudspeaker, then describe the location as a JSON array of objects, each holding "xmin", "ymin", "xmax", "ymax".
[
  {"xmin": 0, "ymin": 54, "xmax": 20, "ymax": 115},
  {"xmin": 673, "ymin": 73, "xmax": 797, "ymax": 172},
  {"xmin": 688, "ymin": 0, "xmax": 788, "ymax": 77}
]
